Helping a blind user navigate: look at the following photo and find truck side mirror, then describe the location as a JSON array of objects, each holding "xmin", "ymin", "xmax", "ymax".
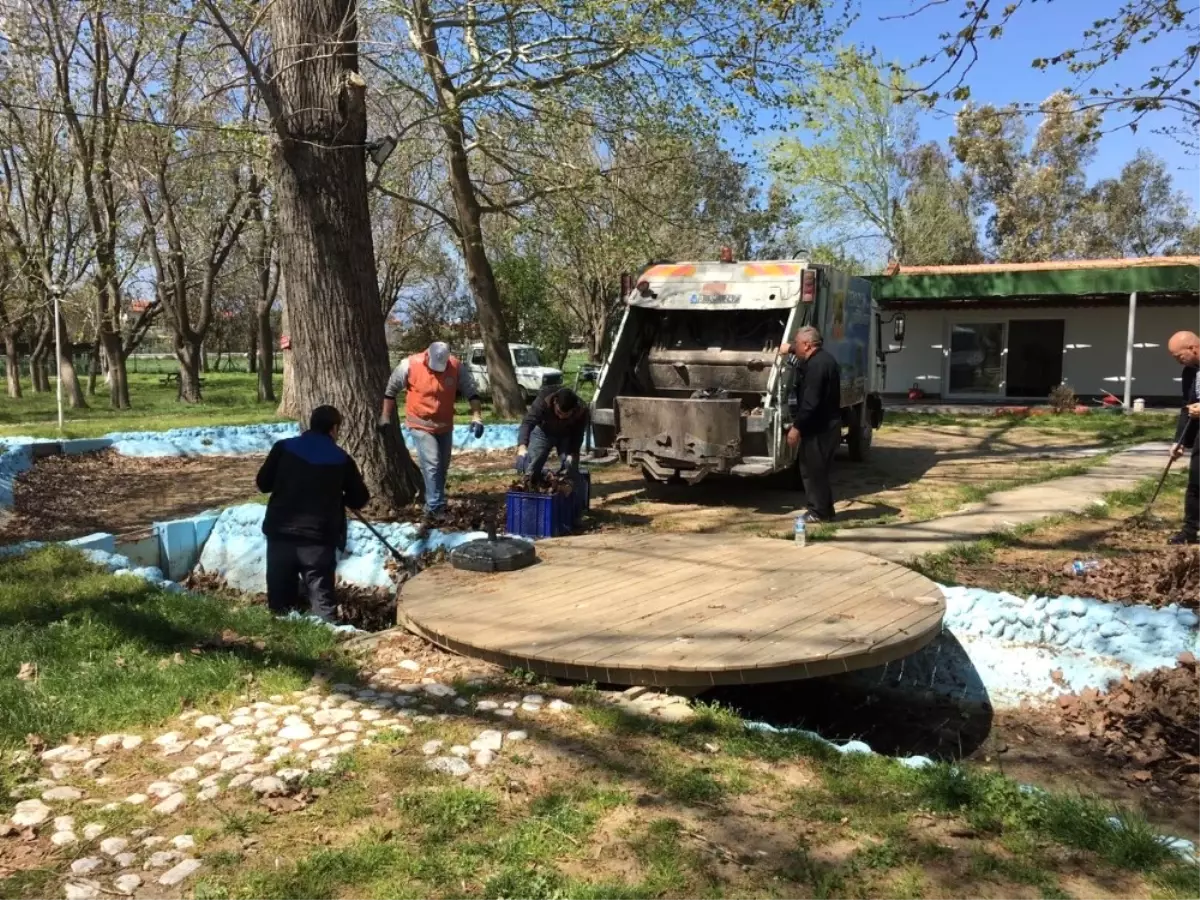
[{"xmin": 893, "ymin": 315, "xmax": 906, "ymax": 343}]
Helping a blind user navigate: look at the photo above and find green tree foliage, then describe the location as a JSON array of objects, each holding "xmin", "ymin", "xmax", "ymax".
[
  {"xmin": 896, "ymin": 143, "xmax": 982, "ymax": 266},
  {"xmin": 771, "ymin": 47, "xmax": 916, "ymax": 263},
  {"xmin": 492, "ymin": 253, "xmax": 572, "ymax": 368},
  {"xmin": 1081, "ymin": 149, "xmax": 1200, "ymax": 258},
  {"xmin": 952, "ymin": 92, "xmax": 1102, "ymax": 262}
]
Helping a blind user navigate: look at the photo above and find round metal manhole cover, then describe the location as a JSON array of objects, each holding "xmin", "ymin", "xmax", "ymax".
[{"xmin": 449, "ymin": 537, "xmax": 537, "ymax": 573}]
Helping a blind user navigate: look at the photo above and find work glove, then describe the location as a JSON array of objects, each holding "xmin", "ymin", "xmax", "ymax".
[
  {"xmin": 470, "ymin": 418, "xmax": 484, "ymax": 439},
  {"xmin": 515, "ymin": 450, "xmax": 528, "ymax": 475},
  {"xmin": 558, "ymin": 454, "xmax": 574, "ymax": 474},
  {"xmin": 376, "ymin": 414, "xmax": 391, "ymax": 434}
]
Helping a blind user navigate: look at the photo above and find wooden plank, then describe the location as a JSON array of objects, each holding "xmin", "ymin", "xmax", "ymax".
[
  {"xmin": 575, "ymin": 547, "xmax": 851, "ymax": 667},
  {"xmin": 397, "ymin": 533, "xmax": 946, "ymax": 686},
  {"xmin": 503, "ymin": 543, "xmax": 844, "ymax": 660},
  {"xmin": 405, "ymin": 533, "xmax": 721, "ymax": 620},
  {"xmin": 634, "ymin": 570, "xmax": 912, "ymax": 672},
  {"xmin": 409, "ymin": 534, "xmax": 788, "ymax": 638},
  {"xmin": 739, "ymin": 569, "xmax": 935, "ymax": 667},
  {"xmin": 459, "ymin": 540, "xmax": 763, "ymax": 659},
  {"xmin": 692, "ymin": 563, "xmax": 915, "ymax": 669}
]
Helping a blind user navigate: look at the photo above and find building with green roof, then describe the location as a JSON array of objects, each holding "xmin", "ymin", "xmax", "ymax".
[{"xmin": 868, "ymin": 257, "xmax": 1199, "ymax": 405}]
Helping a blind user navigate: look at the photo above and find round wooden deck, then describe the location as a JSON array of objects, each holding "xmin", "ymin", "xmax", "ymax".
[{"xmin": 399, "ymin": 533, "xmax": 945, "ymax": 688}]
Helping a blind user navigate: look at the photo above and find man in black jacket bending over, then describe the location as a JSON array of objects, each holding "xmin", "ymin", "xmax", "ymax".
[
  {"xmin": 1167, "ymin": 331, "xmax": 1199, "ymax": 545},
  {"xmin": 256, "ymin": 405, "xmax": 370, "ymax": 621},
  {"xmin": 781, "ymin": 326, "xmax": 842, "ymax": 522},
  {"xmin": 515, "ymin": 387, "xmax": 589, "ymax": 482}
]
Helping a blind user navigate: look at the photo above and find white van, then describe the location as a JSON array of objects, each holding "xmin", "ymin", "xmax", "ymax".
[{"xmin": 466, "ymin": 342, "xmax": 564, "ymax": 402}]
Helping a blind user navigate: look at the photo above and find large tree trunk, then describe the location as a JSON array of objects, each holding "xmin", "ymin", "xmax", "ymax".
[
  {"xmin": 54, "ymin": 312, "xmax": 87, "ymax": 409},
  {"xmin": 87, "ymin": 337, "xmax": 102, "ymax": 395},
  {"xmin": 248, "ymin": 326, "xmax": 258, "ymax": 374},
  {"xmin": 411, "ymin": 5, "xmax": 524, "ymax": 419},
  {"xmin": 267, "ymin": 0, "xmax": 420, "ymax": 507},
  {"xmin": 100, "ymin": 326, "xmax": 130, "ymax": 409},
  {"xmin": 29, "ymin": 323, "xmax": 52, "ymax": 393},
  {"xmin": 4, "ymin": 333, "xmax": 20, "ymax": 399},
  {"xmin": 257, "ymin": 304, "xmax": 276, "ymax": 403},
  {"xmin": 276, "ymin": 300, "xmax": 298, "ymax": 417},
  {"xmin": 175, "ymin": 339, "xmax": 203, "ymax": 402}
]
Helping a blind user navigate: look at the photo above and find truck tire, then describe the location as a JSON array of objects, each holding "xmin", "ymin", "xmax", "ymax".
[{"xmin": 846, "ymin": 403, "xmax": 872, "ymax": 462}]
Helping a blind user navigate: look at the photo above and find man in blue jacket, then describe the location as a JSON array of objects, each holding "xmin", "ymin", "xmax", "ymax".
[
  {"xmin": 1167, "ymin": 331, "xmax": 1199, "ymax": 545},
  {"xmin": 256, "ymin": 405, "xmax": 370, "ymax": 621}
]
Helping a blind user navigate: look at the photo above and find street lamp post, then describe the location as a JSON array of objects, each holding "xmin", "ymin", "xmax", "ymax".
[{"xmin": 51, "ymin": 283, "xmax": 64, "ymax": 433}]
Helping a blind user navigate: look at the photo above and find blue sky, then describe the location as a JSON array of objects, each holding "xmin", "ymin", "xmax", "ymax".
[{"xmin": 850, "ymin": 0, "xmax": 1199, "ymax": 205}]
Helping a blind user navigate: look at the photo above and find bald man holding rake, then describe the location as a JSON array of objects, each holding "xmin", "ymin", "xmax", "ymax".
[{"xmin": 1167, "ymin": 330, "xmax": 1199, "ymax": 545}]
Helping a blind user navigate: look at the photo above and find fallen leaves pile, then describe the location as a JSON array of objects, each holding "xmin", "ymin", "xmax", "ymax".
[
  {"xmin": 1072, "ymin": 548, "xmax": 1199, "ymax": 609},
  {"xmin": 508, "ymin": 472, "xmax": 577, "ymax": 496},
  {"xmin": 5, "ymin": 450, "xmax": 262, "ymax": 543},
  {"xmin": 1053, "ymin": 652, "xmax": 1199, "ymax": 799}
]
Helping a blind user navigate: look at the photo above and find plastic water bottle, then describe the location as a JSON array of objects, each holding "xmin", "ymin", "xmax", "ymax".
[
  {"xmin": 794, "ymin": 513, "xmax": 807, "ymax": 548},
  {"xmin": 1071, "ymin": 560, "xmax": 1099, "ymax": 575}
]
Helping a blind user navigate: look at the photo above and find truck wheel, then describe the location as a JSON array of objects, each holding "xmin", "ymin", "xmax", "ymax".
[{"xmin": 846, "ymin": 404, "xmax": 872, "ymax": 462}]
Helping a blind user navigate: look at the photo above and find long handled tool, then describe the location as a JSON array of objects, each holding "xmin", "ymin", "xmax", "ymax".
[
  {"xmin": 351, "ymin": 510, "xmax": 418, "ymax": 578},
  {"xmin": 1132, "ymin": 455, "xmax": 1175, "ymax": 525}
]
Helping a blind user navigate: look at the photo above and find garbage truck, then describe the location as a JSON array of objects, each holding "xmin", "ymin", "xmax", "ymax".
[{"xmin": 589, "ymin": 255, "xmax": 905, "ymax": 484}]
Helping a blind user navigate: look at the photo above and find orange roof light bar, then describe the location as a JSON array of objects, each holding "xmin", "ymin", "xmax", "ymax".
[{"xmin": 644, "ymin": 264, "xmax": 697, "ymax": 279}]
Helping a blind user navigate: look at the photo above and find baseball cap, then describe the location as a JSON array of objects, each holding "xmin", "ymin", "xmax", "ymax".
[{"xmin": 427, "ymin": 341, "xmax": 450, "ymax": 373}]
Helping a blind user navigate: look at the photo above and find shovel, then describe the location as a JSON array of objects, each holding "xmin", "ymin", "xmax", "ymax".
[{"xmin": 350, "ymin": 510, "xmax": 418, "ymax": 579}]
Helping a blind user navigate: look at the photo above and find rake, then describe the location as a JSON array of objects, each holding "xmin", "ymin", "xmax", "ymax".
[
  {"xmin": 1130, "ymin": 456, "xmax": 1176, "ymax": 526},
  {"xmin": 350, "ymin": 509, "xmax": 418, "ymax": 579}
]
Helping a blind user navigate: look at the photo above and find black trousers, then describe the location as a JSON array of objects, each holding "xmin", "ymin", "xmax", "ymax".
[
  {"xmin": 1186, "ymin": 446, "xmax": 1199, "ymax": 539},
  {"xmin": 800, "ymin": 423, "xmax": 840, "ymax": 519},
  {"xmin": 266, "ymin": 539, "xmax": 337, "ymax": 622}
]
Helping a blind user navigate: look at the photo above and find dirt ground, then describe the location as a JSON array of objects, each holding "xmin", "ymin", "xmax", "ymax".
[{"xmin": 2, "ymin": 424, "xmax": 1107, "ymax": 544}]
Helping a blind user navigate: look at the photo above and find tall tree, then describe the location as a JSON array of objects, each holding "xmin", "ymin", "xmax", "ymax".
[
  {"xmin": 372, "ymin": 0, "xmax": 849, "ymax": 416},
  {"xmin": 952, "ymin": 92, "xmax": 1101, "ymax": 262},
  {"xmin": 124, "ymin": 21, "xmax": 257, "ymax": 402},
  {"xmin": 1082, "ymin": 149, "xmax": 1200, "ymax": 258},
  {"xmin": 771, "ymin": 47, "xmax": 918, "ymax": 263},
  {"xmin": 205, "ymin": 0, "xmax": 423, "ymax": 507},
  {"xmin": 0, "ymin": 77, "xmax": 89, "ymax": 407},
  {"xmin": 895, "ymin": 142, "xmax": 981, "ymax": 266},
  {"xmin": 34, "ymin": 0, "xmax": 152, "ymax": 409}
]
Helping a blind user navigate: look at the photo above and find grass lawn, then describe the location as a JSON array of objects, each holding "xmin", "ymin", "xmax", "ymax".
[
  {"xmin": 886, "ymin": 410, "xmax": 1178, "ymax": 446},
  {"xmin": 0, "ymin": 546, "xmax": 351, "ymax": 751},
  {"xmin": 0, "ymin": 352, "xmax": 601, "ymax": 440},
  {"xmin": 1, "ymin": 545, "xmax": 1196, "ymax": 900}
]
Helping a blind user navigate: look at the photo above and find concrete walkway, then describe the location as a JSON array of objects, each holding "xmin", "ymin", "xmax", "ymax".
[{"xmin": 829, "ymin": 442, "xmax": 1175, "ymax": 563}]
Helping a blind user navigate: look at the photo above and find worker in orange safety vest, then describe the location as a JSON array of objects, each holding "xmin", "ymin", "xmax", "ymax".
[{"xmin": 378, "ymin": 341, "xmax": 484, "ymax": 524}]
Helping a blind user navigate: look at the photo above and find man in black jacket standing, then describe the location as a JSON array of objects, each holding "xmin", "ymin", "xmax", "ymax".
[
  {"xmin": 256, "ymin": 405, "xmax": 370, "ymax": 621},
  {"xmin": 781, "ymin": 326, "xmax": 842, "ymax": 522},
  {"xmin": 1167, "ymin": 331, "xmax": 1199, "ymax": 545},
  {"xmin": 515, "ymin": 387, "xmax": 589, "ymax": 482}
]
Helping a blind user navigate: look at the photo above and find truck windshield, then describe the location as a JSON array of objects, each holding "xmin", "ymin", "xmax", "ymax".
[{"xmin": 511, "ymin": 347, "xmax": 542, "ymax": 367}]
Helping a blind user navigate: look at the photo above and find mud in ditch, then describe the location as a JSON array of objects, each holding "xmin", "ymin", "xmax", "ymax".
[{"xmin": 703, "ymin": 676, "xmax": 994, "ymax": 761}]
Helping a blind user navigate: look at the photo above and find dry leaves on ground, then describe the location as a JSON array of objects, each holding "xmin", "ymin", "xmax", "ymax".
[
  {"xmin": 1053, "ymin": 653, "xmax": 1199, "ymax": 799},
  {"xmin": 1073, "ymin": 548, "xmax": 1199, "ymax": 609}
]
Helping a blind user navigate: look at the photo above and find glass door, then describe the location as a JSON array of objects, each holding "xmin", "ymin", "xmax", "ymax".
[{"xmin": 948, "ymin": 323, "xmax": 1006, "ymax": 396}]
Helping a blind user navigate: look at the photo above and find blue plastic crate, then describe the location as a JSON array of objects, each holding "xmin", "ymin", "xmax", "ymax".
[{"xmin": 506, "ymin": 489, "xmax": 576, "ymax": 538}]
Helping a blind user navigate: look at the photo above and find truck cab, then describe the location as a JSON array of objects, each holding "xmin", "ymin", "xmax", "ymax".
[
  {"xmin": 466, "ymin": 342, "xmax": 564, "ymax": 402},
  {"xmin": 590, "ymin": 257, "xmax": 903, "ymax": 484}
]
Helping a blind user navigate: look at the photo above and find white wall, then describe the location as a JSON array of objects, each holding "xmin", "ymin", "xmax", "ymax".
[{"xmin": 884, "ymin": 303, "xmax": 1200, "ymax": 399}]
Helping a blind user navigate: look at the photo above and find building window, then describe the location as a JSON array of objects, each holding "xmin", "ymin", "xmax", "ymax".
[{"xmin": 948, "ymin": 323, "xmax": 1006, "ymax": 395}]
